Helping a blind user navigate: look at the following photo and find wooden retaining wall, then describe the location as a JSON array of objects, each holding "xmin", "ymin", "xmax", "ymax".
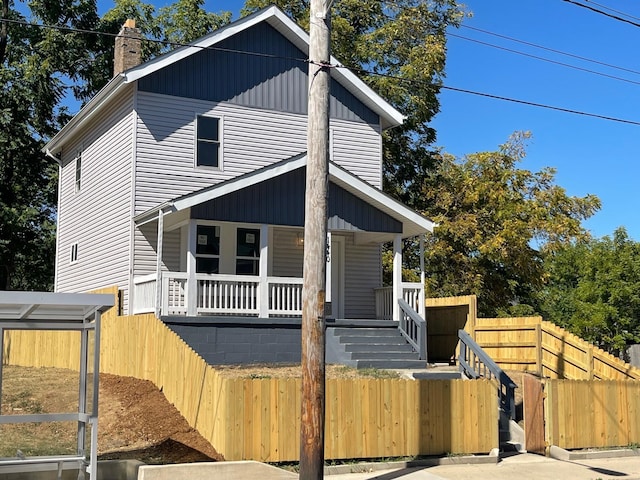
[{"xmin": 2, "ymin": 287, "xmax": 498, "ymax": 461}]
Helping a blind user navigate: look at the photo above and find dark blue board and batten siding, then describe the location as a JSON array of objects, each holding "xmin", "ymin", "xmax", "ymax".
[
  {"xmin": 190, "ymin": 167, "xmax": 402, "ymax": 233},
  {"xmin": 137, "ymin": 22, "xmax": 379, "ymax": 126}
]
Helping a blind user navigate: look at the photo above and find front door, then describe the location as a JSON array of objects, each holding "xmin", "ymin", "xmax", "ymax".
[{"xmin": 329, "ymin": 235, "xmax": 345, "ymax": 319}]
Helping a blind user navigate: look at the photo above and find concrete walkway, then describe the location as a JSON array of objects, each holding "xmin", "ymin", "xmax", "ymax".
[
  {"xmin": 328, "ymin": 453, "xmax": 640, "ymax": 480},
  {"xmin": 133, "ymin": 453, "xmax": 640, "ymax": 480}
]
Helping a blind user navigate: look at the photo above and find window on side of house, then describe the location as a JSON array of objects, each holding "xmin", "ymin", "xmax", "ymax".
[
  {"xmin": 75, "ymin": 152, "xmax": 82, "ymax": 192},
  {"xmin": 236, "ymin": 228, "xmax": 260, "ymax": 275},
  {"xmin": 195, "ymin": 225, "xmax": 220, "ymax": 274},
  {"xmin": 70, "ymin": 243, "xmax": 78, "ymax": 264},
  {"xmin": 196, "ymin": 115, "xmax": 221, "ymax": 169}
]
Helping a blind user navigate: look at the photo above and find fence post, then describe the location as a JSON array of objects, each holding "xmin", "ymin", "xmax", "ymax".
[
  {"xmin": 536, "ymin": 323, "xmax": 542, "ymax": 377},
  {"xmin": 587, "ymin": 346, "xmax": 594, "ymax": 380}
]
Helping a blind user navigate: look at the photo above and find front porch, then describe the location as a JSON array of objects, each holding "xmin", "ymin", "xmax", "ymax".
[{"xmin": 129, "ymin": 155, "xmax": 435, "ymax": 354}]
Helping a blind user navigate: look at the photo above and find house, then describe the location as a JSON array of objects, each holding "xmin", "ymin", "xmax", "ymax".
[{"xmin": 45, "ymin": 7, "xmax": 435, "ymax": 366}]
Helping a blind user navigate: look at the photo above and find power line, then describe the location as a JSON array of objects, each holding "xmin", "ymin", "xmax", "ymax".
[
  {"xmin": 3, "ymin": 15, "xmax": 639, "ymax": 126},
  {"xmin": 561, "ymin": 0, "xmax": 640, "ymax": 28},
  {"xmin": 448, "ymin": 31, "xmax": 640, "ymax": 86},
  {"xmin": 344, "ymin": 65, "xmax": 640, "ymax": 126},
  {"xmin": 583, "ymin": 0, "xmax": 640, "ymax": 22},
  {"xmin": 460, "ymin": 24, "xmax": 640, "ymax": 77},
  {"xmin": 439, "ymin": 85, "xmax": 640, "ymax": 126},
  {"xmin": 0, "ymin": 17, "xmax": 311, "ymax": 64}
]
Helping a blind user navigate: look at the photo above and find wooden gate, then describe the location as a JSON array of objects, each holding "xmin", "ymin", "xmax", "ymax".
[{"xmin": 523, "ymin": 374, "xmax": 545, "ymax": 454}]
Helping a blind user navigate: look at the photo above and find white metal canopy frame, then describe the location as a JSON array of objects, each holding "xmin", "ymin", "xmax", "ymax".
[{"xmin": 0, "ymin": 292, "xmax": 114, "ymax": 480}]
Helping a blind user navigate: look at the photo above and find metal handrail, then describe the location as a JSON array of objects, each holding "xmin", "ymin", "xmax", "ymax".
[
  {"xmin": 458, "ymin": 329, "xmax": 517, "ymax": 419},
  {"xmin": 398, "ymin": 298, "xmax": 427, "ymax": 360}
]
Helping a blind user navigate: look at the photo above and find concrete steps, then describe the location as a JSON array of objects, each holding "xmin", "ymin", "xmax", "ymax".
[{"xmin": 326, "ymin": 323, "xmax": 427, "ymax": 369}]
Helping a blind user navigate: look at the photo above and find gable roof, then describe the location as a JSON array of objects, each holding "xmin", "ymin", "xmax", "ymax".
[
  {"xmin": 134, "ymin": 153, "xmax": 435, "ymax": 239},
  {"xmin": 45, "ymin": 6, "xmax": 404, "ymax": 155}
]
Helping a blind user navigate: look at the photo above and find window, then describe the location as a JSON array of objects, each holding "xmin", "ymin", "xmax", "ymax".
[
  {"xmin": 196, "ymin": 115, "xmax": 221, "ymax": 168},
  {"xmin": 75, "ymin": 152, "xmax": 82, "ymax": 192},
  {"xmin": 195, "ymin": 225, "xmax": 220, "ymax": 274},
  {"xmin": 70, "ymin": 243, "xmax": 78, "ymax": 264},
  {"xmin": 236, "ymin": 228, "xmax": 260, "ymax": 275}
]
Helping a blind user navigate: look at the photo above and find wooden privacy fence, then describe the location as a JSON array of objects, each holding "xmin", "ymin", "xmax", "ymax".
[
  {"xmin": 474, "ymin": 317, "xmax": 640, "ymax": 380},
  {"xmin": 523, "ymin": 376, "xmax": 640, "ymax": 452},
  {"xmin": 2, "ymin": 287, "xmax": 498, "ymax": 461},
  {"xmin": 545, "ymin": 379, "xmax": 640, "ymax": 450}
]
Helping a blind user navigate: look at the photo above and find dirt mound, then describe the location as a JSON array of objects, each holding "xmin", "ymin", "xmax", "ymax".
[
  {"xmin": 97, "ymin": 373, "xmax": 223, "ymax": 463},
  {"xmin": 0, "ymin": 366, "xmax": 222, "ymax": 464}
]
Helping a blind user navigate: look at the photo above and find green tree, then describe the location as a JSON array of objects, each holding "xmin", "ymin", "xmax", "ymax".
[
  {"xmin": 540, "ymin": 227, "xmax": 640, "ymax": 356},
  {"xmin": 157, "ymin": 0, "xmax": 231, "ymax": 46},
  {"xmin": 0, "ymin": 0, "xmax": 101, "ymax": 289},
  {"xmin": 420, "ymin": 132, "xmax": 601, "ymax": 317},
  {"xmin": 0, "ymin": 0, "xmax": 232, "ymax": 290}
]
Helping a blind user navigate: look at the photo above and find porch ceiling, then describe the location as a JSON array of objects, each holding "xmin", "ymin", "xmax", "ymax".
[{"xmin": 134, "ymin": 154, "xmax": 435, "ymax": 239}]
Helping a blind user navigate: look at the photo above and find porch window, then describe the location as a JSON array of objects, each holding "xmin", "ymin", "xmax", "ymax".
[
  {"xmin": 196, "ymin": 225, "xmax": 220, "ymax": 274},
  {"xmin": 196, "ymin": 115, "xmax": 221, "ymax": 168},
  {"xmin": 236, "ymin": 228, "xmax": 260, "ymax": 275}
]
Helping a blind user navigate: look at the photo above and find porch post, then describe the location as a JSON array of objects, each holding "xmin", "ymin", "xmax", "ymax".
[
  {"xmin": 392, "ymin": 234, "xmax": 402, "ymax": 322},
  {"xmin": 186, "ymin": 220, "xmax": 197, "ymax": 316},
  {"xmin": 154, "ymin": 210, "xmax": 164, "ymax": 318},
  {"xmin": 259, "ymin": 224, "xmax": 269, "ymax": 317},
  {"xmin": 419, "ymin": 235, "xmax": 426, "ymax": 318}
]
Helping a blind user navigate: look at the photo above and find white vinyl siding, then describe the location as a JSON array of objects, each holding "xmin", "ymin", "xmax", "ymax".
[
  {"xmin": 331, "ymin": 119, "xmax": 382, "ymax": 188},
  {"xmin": 134, "ymin": 91, "xmax": 383, "ymax": 214},
  {"xmin": 133, "ymin": 223, "xmax": 182, "ymax": 278},
  {"xmin": 343, "ymin": 234, "xmax": 382, "ymax": 319},
  {"xmin": 55, "ymin": 85, "xmax": 134, "ymax": 308}
]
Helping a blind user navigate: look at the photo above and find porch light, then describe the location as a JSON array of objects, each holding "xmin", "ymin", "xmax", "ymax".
[{"xmin": 296, "ymin": 232, "xmax": 304, "ymax": 247}]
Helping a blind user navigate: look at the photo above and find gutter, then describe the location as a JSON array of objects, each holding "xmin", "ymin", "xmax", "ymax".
[{"xmin": 44, "ymin": 149, "xmax": 61, "ymax": 165}]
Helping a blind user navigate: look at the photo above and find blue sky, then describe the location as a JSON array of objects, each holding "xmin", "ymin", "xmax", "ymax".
[
  {"xmin": 95, "ymin": 0, "xmax": 640, "ymax": 240},
  {"xmin": 431, "ymin": 0, "xmax": 640, "ymax": 241}
]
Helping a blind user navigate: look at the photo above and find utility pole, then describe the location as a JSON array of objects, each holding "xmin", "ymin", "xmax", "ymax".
[{"xmin": 300, "ymin": 0, "xmax": 331, "ymax": 478}]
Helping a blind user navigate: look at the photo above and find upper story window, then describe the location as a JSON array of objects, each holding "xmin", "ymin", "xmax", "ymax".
[
  {"xmin": 196, "ymin": 115, "xmax": 221, "ymax": 169},
  {"xmin": 75, "ymin": 152, "xmax": 82, "ymax": 192}
]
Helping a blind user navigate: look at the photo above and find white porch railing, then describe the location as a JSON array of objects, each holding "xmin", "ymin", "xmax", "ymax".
[
  {"xmin": 268, "ymin": 277, "xmax": 303, "ymax": 316},
  {"xmin": 398, "ymin": 298, "xmax": 427, "ymax": 360},
  {"xmin": 374, "ymin": 282, "xmax": 425, "ymax": 321},
  {"xmin": 132, "ymin": 274, "xmax": 156, "ymax": 314},
  {"xmin": 198, "ymin": 274, "xmax": 260, "ymax": 315},
  {"xmin": 136, "ymin": 273, "xmax": 422, "ymax": 319},
  {"xmin": 134, "ymin": 272, "xmax": 304, "ymax": 317}
]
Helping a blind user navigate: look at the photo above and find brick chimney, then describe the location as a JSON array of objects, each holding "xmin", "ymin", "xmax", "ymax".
[{"xmin": 113, "ymin": 19, "xmax": 142, "ymax": 76}]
